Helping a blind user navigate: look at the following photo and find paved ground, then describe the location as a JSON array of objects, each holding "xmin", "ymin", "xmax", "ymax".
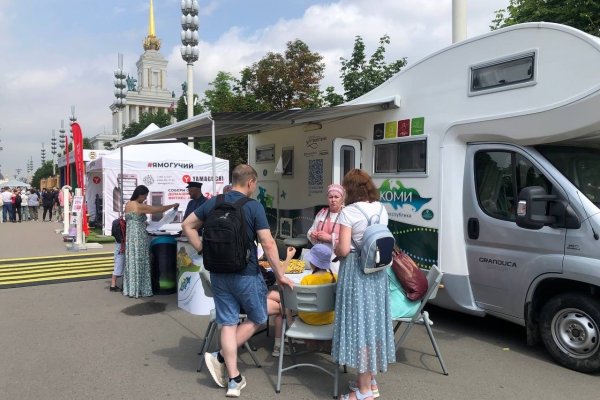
[{"xmin": 0, "ymin": 221, "xmax": 598, "ymax": 399}]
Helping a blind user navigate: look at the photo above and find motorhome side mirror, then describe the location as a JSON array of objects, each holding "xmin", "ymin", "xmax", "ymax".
[{"xmin": 516, "ymin": 186, "xmax": 557, "ymax": 229}]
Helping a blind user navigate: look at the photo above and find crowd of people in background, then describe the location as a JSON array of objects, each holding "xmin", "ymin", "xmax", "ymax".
[{"xmin": 0, "ymin": 186, "xmax": 72, "ymax": 223}]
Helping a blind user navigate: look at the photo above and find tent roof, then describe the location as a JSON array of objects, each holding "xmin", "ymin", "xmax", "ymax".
[
  {"xmin": 2, "ymin": 179, "xmax": 31, "ymax": 188},
  {"xmin": 97, "ymin": 143, "xmax": 226, "ymax": 162},
  {"xmin": 86, "ymin": 143, "xmax": 228, "ymax": 172},
  {"xmin": 115, "ymin": 96, "xmax": 400, "ymax": 147}
]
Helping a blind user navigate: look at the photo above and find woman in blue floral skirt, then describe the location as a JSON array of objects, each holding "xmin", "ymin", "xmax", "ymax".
[{"xmin": 333, "ymin": 169, "xmax": 395, "ymax": 400}]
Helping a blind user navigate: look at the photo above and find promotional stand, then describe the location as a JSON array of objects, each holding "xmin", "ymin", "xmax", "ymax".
[{"xmin": 176, "ymin": 239, "xmax": 214, "ymax": 315}]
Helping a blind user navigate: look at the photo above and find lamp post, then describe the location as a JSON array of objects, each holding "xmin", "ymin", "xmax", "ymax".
[
  {"xmin": 180, "ymin": 0, "xmax": 199, "ymax": 147},
  {"xmin": 51, "ymin": 129, "xmax": 57, "ymax": 176},
  {"xmin": 41, "ymin": 143, "xmax": 46, "ymax": 164},
  {"xmin": 114, "ymin": 53, "xmax": 127, "ymax": 140}
]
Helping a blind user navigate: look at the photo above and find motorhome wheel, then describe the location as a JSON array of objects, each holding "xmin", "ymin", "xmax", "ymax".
[{"xmin": 540, "ymin": 293, "xmax": 600, "ymax": 373}]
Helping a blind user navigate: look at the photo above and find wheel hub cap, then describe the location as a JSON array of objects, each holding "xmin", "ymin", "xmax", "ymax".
[{"xmin": 552, "ymin": 308, "xmax": 599, "ymax": 358}]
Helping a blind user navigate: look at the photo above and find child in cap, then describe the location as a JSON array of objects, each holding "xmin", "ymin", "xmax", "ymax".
[{"xmin": 298, "ymin": 243, "xmax": 338, "ymax": 325}]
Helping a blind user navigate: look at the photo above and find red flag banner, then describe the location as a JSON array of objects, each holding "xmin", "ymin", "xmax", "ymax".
[
  {"xmin": 71, "ymin": 123, "xmax": 89, "ymax": 235},
  {"xmin": 65, "ymin": 132, "xmax": 70, "ymax": 186}
]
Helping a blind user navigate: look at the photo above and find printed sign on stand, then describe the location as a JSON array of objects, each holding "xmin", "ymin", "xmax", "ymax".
[{"xmin": 72, "ymin": 196, "xmax": 84, "ymax": 213}]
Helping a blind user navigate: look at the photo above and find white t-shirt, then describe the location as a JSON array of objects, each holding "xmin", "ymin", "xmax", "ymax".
[{"xmin": 338, "ymin": 201, "xmax": 389, "ymax": 250}]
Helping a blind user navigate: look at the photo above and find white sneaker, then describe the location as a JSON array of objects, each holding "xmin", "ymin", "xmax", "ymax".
[
  {"xmin": 226, "ymin": 376, "xmax": 247, "ymax": 397},
  {"xmin": 204, "ymin": 351, "xmax": 226, "ymax": 388},
  {"xmin": 271, "ymin": 342, "xmax": 293, "ymax": 357}
]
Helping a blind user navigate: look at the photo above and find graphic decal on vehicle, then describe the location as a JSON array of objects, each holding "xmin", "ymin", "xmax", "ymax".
[{"xmin": 379, "ymin": 179, "xmax": 432, "ymax": 212}]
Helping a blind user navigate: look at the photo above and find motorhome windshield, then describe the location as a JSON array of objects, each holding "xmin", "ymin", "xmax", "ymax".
[{"xmin": 536, "ymin": 146, "xmax": 600, "ymax": 207}]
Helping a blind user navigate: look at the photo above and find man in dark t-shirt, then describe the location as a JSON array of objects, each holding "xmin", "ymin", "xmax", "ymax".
[{"xmin": 182, "ymin": 164, "xmax": 293, "ymax": 396}]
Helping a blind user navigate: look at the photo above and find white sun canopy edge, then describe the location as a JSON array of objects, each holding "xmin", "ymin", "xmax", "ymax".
[{"xmin": 114, "ymin": 96, "xmax": 400, "ymax": 148}]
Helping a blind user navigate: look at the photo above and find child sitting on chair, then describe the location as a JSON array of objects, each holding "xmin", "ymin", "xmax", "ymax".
[
  {"xmin": 298, "ymin": 243, "xmax": 338, "ymax": 325},
  {"xmin": 298, "ymin": 244, "xmax": 338, "ymax": 353}
]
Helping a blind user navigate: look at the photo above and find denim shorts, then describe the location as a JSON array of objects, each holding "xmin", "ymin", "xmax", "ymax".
[{"xmin": 210, "ymin": 272, "xmax": 268, "ymax": 326}]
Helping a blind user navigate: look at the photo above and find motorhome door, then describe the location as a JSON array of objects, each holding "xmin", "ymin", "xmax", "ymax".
[
  {"xmin": 463, "ymin": 144, "xmax": 565, "ymax": 318},
  {"xmin": 332, "ymin": 138, "xmax": 361, "ymax": 184}
]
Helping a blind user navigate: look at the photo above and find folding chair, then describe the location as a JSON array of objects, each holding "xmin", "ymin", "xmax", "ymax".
[
  {"xmin": 196, "ymin": 267, "xmax": 261, "ymax": 372},
  {"xmin": 393, "ymin": 264, "xmax": 448, "ymax": 375},
  {"xmin": 276, "ymin": 283, "xmax": 339, "ymax": 399}
]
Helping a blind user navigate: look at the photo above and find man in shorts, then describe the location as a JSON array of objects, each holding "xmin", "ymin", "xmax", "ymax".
[{"xmin": 182, "ymin": 164, "xmax": 293, "ymax": 397}]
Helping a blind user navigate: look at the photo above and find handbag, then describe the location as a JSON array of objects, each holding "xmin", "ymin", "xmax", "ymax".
[{"xmin": 391, "ymin": 248, "xmax": 428, "ymax": 301}]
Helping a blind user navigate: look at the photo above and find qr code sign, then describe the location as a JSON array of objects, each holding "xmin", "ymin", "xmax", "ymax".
[{"xmin": 308, "ymin": 159, "xmax": 323, "ymax": 186}]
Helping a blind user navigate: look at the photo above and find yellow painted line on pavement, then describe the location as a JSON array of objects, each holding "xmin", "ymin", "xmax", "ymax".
[
  {"xmin": 0, "ymin": 270, "xmax": 114, "ymax": 286},
  {"xmin": 0, "ymin": 258, "xmax": 113, "ymax": 269},
  {"xmin": 0, "ymin": 251, "xmax": 113, "ymax": 263},
  {"xmin": 0, "ymin": 266, "xmax": 114, "ymax": 283},
  {"xmin": 0, "ymin": 261, "xmax": 114, "ymax": 275}
]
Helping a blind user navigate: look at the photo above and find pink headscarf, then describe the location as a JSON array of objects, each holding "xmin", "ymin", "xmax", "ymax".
[{"xmin": 327, "ymin": 184, "xmax": 345, "ymax": 198}]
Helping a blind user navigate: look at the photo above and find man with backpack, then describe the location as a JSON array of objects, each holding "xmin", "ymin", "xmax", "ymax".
[{"xmin": 182, "ymin": 164, "xmax": 293, "ymax": 398}]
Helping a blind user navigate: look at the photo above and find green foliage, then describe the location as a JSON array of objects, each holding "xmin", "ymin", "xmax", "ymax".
[
  {"xmin": 103, "ymin": 141, "xmax": 114, "ymax": 150},
  {"xmin": 174, "ymin": 91, "xmax": 204, "ymax": 122},
  {"xmin": 323, "ymin": 86, "xmax": 345, "ymax": 106},
  {"xmin": 121, "ymin": 110, "xmax": 172, "ymax": 140},
  {"xmin": 199, "ymin": 71, "xmax": 259, "ymax": 166},
  {"xmin": 83, "ymin": 137, "xmax": 92, "ymax": 149},
  {"xmin": 31, "ymin": 161, "xmax": 54, "ymax": 188},
  {"xmin": 239, "ymin": 39, "xmax": 325, "ymax": 110},
  {"xmin": 491, "ymin": 0, "xmax": 600, "ymax": 35},
  {"xmin": 339, "ymin": 34, "xmax": 406, "ymax": 101}
]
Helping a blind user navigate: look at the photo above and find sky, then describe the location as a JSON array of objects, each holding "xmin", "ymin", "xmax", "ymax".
[{"xmin": 0, "ymin": 0, "xmax": 508, "ymax": 179}]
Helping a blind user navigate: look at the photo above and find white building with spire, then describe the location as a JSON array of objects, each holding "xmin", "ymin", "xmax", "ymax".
[{"xmin": 91, "ymin": 0, "xmax": 175, "ymax": 150}]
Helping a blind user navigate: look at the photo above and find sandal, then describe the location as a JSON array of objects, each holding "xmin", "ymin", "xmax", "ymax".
[
  {"xmin": 339, "ymin": 389, "xmax": 374, "ymax": 400},
  {"xmin": 349, "ymin": 379, "xmax": 380, "ymax": 398}
]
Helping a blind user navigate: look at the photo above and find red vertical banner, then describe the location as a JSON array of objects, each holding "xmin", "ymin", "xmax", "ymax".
[
  {"xmin": 65, "ymin": 132, "xmax": 70, "ymax": 186},
  {"xmin": 71, "ymin": 123, "xmax": 89, "ymax": 235}
]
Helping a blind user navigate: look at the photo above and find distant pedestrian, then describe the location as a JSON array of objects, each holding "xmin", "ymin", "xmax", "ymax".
[
  {"xmin": 1, "ymin": 187, "xmax": 12, "ymax": 222},
  {"xmin": 28, "ymin": 189, "xmax": 40, "ymax": 221},
  {"xmin": 41, "ymin": 188, "xmax": 54, "ymax": 222},
  {"xmin": 14, "ymin": 189, "xmax": 22, "ymax": 222},
  {"xmin": 21, "ymin": 191, "xmax": 30, "ymax": 221}
]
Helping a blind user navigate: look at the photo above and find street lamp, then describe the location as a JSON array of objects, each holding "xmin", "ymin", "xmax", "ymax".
[
  {"xmin": 51, "ymin": 129, "xmax": 57, "ymax": 175},
  {"xmin": 180, "ymin": 0, "xmax": 199, "ymax": 146},
  {"xmin": 27, "ymin": 157, "xmax": 33, "ymax": 174},
  {"xmin": 41, "ymin": 143, "xmax": 46, "ymax": 164},
  {"xmin": 59, "ymin": 120, "xmax": 66, "ymax": 154},
  {"xmin": 114, "ymin": 53, "xmax": 127, "ymax": 140}
]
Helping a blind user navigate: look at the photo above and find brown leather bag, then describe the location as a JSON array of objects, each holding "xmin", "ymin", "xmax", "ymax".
[{"xmin": 391, "ymin": 249, "xmax": 428, "ymax": 301}]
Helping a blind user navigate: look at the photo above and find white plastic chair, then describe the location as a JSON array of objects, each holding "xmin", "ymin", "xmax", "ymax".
[
  {"xmin": 196, "ymin": 267, "xmax": 261, "ymax": 372},
  {"xmin": 393, "ymin": 264, "xmax": 448, "ymax": 375},
  {"xmin": 276, "ymin": 283, "xmax": 339, "ymax": 399}
]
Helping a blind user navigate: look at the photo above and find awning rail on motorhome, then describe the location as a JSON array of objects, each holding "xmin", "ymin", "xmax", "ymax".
[{"xmin": 114, "ymin": 96, "xmax": 400, "ymax": 148}]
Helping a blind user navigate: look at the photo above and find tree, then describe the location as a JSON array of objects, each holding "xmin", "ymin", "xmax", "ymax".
[
  {"xmin": 199, "ymin": 71, "xmax": 262, "ymax": 166},
  {"xmin": 338, "ymin": 34, "xmax": 407, "ymax": 102},
  {"xmin": 323, "ymin": 86, "xmax": 344, "ymax": 107},
  {"xmin": 239, "ymin": 39, "xmax": 325, "ymax": 110},
  {"xmin": 31, "ymin": 161, "xmax": 54, "ymax": 188},
  {"xmin": 83, "ymin": 137, "xmax": 92, "ymax": 149},
  {"xmin": 121, "ymin": 110, "xmax": 172, "ymax": 140},
  {"xmin": 104, "ymin": 141, "xmax": 114, "ymax": 150},
  {"xmin": 491, "ymin": 0, "xmax": 600, "ymax": 35},
  {"xmin": 174, "ymin": 91, "xmax": 204, "ymax": 122}
]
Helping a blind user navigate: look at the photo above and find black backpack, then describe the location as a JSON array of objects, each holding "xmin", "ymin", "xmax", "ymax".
[
  {"xmin": 111, "ymin": 217, "xmax": 126, "ymax": 244},
  {"xmin": 202, "ymin": 195, "xmax": 252, "ymax": 273}
]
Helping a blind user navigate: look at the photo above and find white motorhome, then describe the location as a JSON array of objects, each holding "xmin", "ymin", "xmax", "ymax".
[
  {"xmin": 117, "ymin": 22, "xmax": 600, "ymax": 373},
  {"xmin": 246, "ymin": 23, "xmax": 600, "ymax": 373}
]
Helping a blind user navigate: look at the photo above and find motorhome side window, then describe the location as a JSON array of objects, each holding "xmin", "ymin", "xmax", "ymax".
[
  {"xmin": 375, "ymin": 139, "xmax": 426, "ymax": 174},
  {"xmin": 470, "ymin": 53, "xmax": 535, "ymax": 93},
  {"xmin": 475, "ymin": 151, "xmax": 552, "ymax": 221}
]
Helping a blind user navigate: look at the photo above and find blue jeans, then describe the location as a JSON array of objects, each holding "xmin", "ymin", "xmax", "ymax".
[
  {"xmin": 210, "ymin": 272, "xmax": 268, "ymax": 326},
  {"xmin": 2, "ymin": 204, "xmax": 13, "ymax": 222}
]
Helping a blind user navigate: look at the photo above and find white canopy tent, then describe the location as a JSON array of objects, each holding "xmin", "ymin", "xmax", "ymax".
[{"xmin": 85, "ymin": 143, "xmax": 229, "ymax": 235}]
